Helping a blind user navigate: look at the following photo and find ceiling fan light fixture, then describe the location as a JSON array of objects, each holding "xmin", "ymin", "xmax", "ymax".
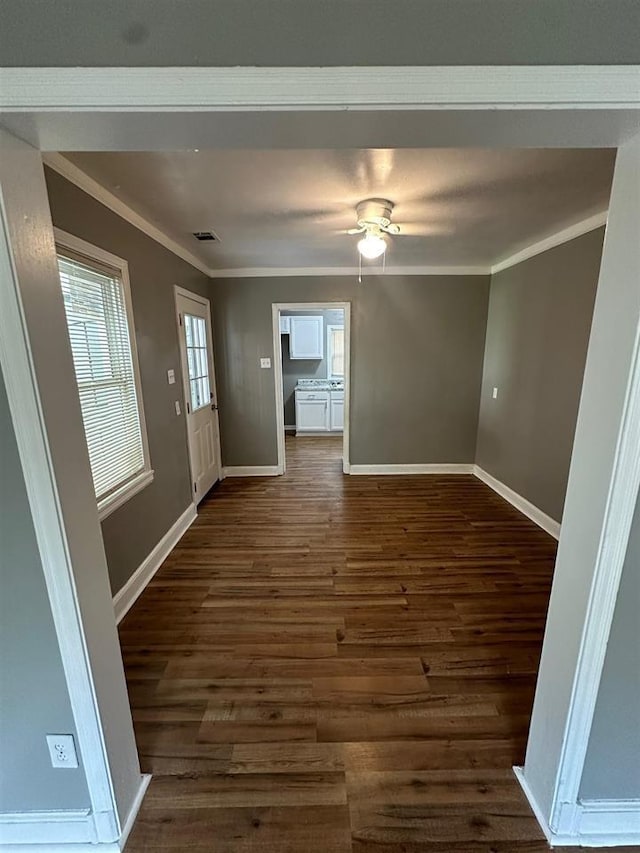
[{"xmin": 357, "ymin": 232, "xmax": 387, "ymax": 259}]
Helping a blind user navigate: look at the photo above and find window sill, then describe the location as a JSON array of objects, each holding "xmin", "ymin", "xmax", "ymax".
[{"xmin": 98, "ymin": 469, "xmax": 154, "ymax": 521}]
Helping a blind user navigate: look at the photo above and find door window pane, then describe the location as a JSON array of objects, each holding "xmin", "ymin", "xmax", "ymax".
[{"xmin": 184, "ymin": 313, "xmax": 210, "ymax": 411}]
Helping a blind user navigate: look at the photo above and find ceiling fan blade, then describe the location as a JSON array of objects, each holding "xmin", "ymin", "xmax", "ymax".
[
  {"xmin": 346, "ymin": 227, "xmax": 366, "ymax": 235},
  {"xmin": 383, "ymin": 223, "xmax": 401, "ymax": 235}
]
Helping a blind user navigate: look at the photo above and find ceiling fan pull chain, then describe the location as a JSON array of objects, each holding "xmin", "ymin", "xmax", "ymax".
[{"xmin": 358, "ymin": 251, "xmax": 362, "ymax": 284}]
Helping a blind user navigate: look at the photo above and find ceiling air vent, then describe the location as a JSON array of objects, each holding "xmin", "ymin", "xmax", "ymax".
[{"xmin": 192, "ymin": 230, "xmax": 220, "ymax": 242}]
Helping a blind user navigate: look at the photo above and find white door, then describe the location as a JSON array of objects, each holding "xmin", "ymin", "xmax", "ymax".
[{"xmin": 175, "ymin": 289, "xmax": 221, "ymax": 502}]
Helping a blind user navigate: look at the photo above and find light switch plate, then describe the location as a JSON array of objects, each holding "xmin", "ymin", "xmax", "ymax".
[
  {"xmin": 174, "ymin": 400, "xmax": 181, "ymax": 416},
  {"xmin": 167, "ymin": 369, "xmax": 176, "ymax": 385},
  {"xmin": 260, "ymin": 358, "xmax": 271, "ymax": 369},
  {"xmin": 492, "ymin": 387, "xmax": 499, "ymax": 399}
]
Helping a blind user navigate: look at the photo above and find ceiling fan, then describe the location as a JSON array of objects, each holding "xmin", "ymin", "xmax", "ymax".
[{"xmin": 347, "ymin": 198, "xmax": 400, "ymax": 259}]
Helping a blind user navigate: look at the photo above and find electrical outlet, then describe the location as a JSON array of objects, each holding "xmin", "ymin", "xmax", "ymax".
[
  {"xmin": 46, "ymin": 734, "xmax": 79, "ymax": 768},
  {"xmin": 260, "ymin": 357, "xmax": 271, "ymax": 369}
]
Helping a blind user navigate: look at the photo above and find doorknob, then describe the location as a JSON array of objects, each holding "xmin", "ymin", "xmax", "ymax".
[{"xmin": 211, "ymin": 402, "xmax": 218, "ymax": 411}]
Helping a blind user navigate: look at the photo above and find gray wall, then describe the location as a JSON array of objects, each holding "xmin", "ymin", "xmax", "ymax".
[
  {"xmin": 476, "ymin": 228, "xmax": 604, "ymax": 523},
  {"xmin": 44, "ymin": 168, "xmax": 211, "ymax": 595},
  {"xmin": 211, "ymin": 274, "xmax": 489, "ymax": 466},
  {"xmin": 580, "ymin": 491, "xmax": 640, "ymax": 800},
  {"xmin": 0, "ymin": 371, "xmax": 90, "ymax": 813},
  {"xmin": 1, "ymin": 0, "xmax": 639, "ymax": 66},
  {"xmin": 281, "ymin": 309, "xmax": 344, "ymax": 427}
]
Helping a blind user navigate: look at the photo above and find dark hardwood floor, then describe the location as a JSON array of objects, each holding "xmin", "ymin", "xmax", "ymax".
[{"xmin": 122, "ymin": 436, "xmax": 570, "ymax": 851}]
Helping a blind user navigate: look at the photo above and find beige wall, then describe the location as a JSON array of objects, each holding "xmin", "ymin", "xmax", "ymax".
[
  {"xmin": 0, "ymin": 371, "xmax": 90, "ymax": 813},
  {"xmin": 211, "ymin": 274, "xmax": 490, "ymax": 467},
  {"xmin": 476, "ymin": 228, "xmax": 605, "ymax": 522},
  {"xmin": 45, "ymin": 168, "xmax": 211, "ymax": 595}
]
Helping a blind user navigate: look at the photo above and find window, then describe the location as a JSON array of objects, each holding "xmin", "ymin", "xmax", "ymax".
[
  {"xmin": 55, "ymin": 230, "xmax": 152, "ymax": 519},
  {"xmin": 327, "ymin": 324, "xmax": 345, "ymax": 378},
  {"xmin": 184, "ymin": 313, "xmax": 211, "ymax": 410}
]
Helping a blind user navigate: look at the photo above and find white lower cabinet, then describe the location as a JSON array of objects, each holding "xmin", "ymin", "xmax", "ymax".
[
  {"xmin": 330, "ymin": 394, "xmax": 344, "ymax": 431},
  {"xmin": 295, "ymin": 389, "xmax": 344, "ymax": 433},
  {"xmin": 295, "ymin": 393, "xmax": 329, "ymax": 431}
]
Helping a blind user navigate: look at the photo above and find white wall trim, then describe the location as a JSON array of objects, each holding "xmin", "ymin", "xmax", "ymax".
[
  {"xmin": 117, "ymin": 773, "xmax": 151, "ymax": 851},
  {"xmin": 548, "ymin": 235, "xmax": 640, "ymax": 826},
  {"xmin": 222, "ymin": 465, "xmax": 281, "ymax": 477},
  {"xmin": 0, "ymin": 131, "xmax": 122, "ymax": 844},
  {"xmin": 43, "ymin": 153, "xmax": 211, "ymax": 277},
  {"xmin": 515, "ymin": 768, "xmax": 640, "ymax": 847},
  {"xmin": 473, "ymin": 466, "xmax": 561, "ymax": 539},
  {"xmin": 514, "ymin": 767, "xmax": 554, "ymax": 844},
  {"xmin": 272, "ymin": 302, "xmax": 352, "ymax": 476},
  {"xmin": 213, "ymin": 265, "xmax": 490, "ymax": 278},
  {"xmin": 0, "ymin": 810, "xmax": 93, "ymax": 845},
  {"xmin": 491, "ymin": 211, "xmax": 608, "ymax": 274},
  {"xmin": 349, "ymin": 463, "xmax": 475, "ymax": 475},
  {"xmin": 2, "ymin": 67, "xmax": 640, "ymax": 110},
  {"xmin": 113, "ymin": 503, "xmax": 197, "ymax": 624},
  {"xmin": 577, "ymin": 799, "xmax": 640, "ymax": 846},
  {"xmin": 0, "ymin": 845, "xmax": 119, "ymax": 853}
]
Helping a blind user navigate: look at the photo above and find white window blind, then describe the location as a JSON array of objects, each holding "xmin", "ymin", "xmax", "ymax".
[
  {"xmin": 329, "ymin": 326, "xmax": 345, "ymax": 377},
  {"xmin": 57, "ymin": 252, "xmax": 147, "ymax": 507}
]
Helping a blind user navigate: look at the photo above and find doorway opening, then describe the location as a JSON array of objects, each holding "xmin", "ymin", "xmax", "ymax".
[{"xmin": 272, "ymin": 302, "xmax": 351, "ymax": 475}]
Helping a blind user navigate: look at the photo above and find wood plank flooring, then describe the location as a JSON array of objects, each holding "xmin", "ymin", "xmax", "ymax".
[{"xmin": 121, "ymin": 436, "xmax": 587, "ymax": 851}]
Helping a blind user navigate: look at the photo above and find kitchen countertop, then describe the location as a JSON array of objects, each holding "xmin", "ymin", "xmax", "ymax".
[{"xmin": 295, "ymin": 381, "xmax": 344, "ymax": 391}]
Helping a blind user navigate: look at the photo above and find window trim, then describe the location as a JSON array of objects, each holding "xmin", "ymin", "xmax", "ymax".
[
  {"xmin": 54, "ymin": 228, "xmax": 153, "ymax": 520},
  {"xmin": 326, "ymin": 323, "xmax": 345, "ymax": 380}
]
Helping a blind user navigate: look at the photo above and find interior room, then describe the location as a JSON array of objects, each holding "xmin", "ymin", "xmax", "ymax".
[{"xmin": 1, "ymin": 85, "xmax": 639, "ymax": 851}]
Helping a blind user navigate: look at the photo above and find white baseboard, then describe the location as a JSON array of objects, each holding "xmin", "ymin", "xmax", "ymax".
[
  {"xmin": 348, "ymin": 463, "xmax": 475, "ymax": 475},
  {"xmin": 0, "ymin": 776, "xmax": 151, "ymax": 850},
  {"xmin": 118, "ymin": 773, "xmax": 151, "ymax": 850},
  {"xmin": 474, "ymin": 466, "xmax": 561, "ymax": 539},
  {"xmin": 222, "ymin": 465, "xmax": 281, "ymax": 477},
  {"xmin": 513, "ymin": 767, "xmax": 554, "ymax": 844},
  {"xmin": 0, "ymin": 845, "xmax": 118, "ymax": 852},
  {"xmin": 112, "ymin": 503, "xmax": 197, "ymax": 624},
  {"xmin": 577, "ymin": 798, "xmax": 640, "ymax": 846},
  {"xmin": 0, "ymin": 810, "xmax": 94, "ymax": 846},
  {"xmin": 514, "ymin": 767, "xmax": 640, "ymax": 847}
]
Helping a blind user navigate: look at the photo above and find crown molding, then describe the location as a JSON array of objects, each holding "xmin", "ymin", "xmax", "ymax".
[
  {"xmin": 491, "ymin": 210, "xmax": 608, "ymax": 274},
  {"xmin": 3, "ymin": 66, "xmax": 640, "ymax": 110},
  {"xmin": 42, "ymin": 153, "xmax": 211, "ymax": 277},
  {"xmin": 210, "ymin": 265, "xmax": 490, "ymax": 278}
]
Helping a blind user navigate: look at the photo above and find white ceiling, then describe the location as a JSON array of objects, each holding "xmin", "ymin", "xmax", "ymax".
[{"xmin": 62, "ymin": 149, "xmax": 615, "ymax": 272}]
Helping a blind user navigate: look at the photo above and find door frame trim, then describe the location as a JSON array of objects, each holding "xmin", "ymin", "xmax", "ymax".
[
  {"xmin": 272, "ymin": 302, "xmax": 351, "ymax": 474},
  {"xmin": 174, "ymin": 285, "xmax": 222, "ymax": 498}
]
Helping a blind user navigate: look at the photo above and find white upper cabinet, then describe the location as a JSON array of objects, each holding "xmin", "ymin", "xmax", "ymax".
[{"xmin": 289, "ymin": 316, "xmax": 324, "ymax": 359}]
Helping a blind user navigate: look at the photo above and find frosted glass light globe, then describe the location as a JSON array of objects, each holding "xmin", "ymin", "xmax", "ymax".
[{"xmin": 357, "ymin": 233, "xmax": 386, "ymax": 259}]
